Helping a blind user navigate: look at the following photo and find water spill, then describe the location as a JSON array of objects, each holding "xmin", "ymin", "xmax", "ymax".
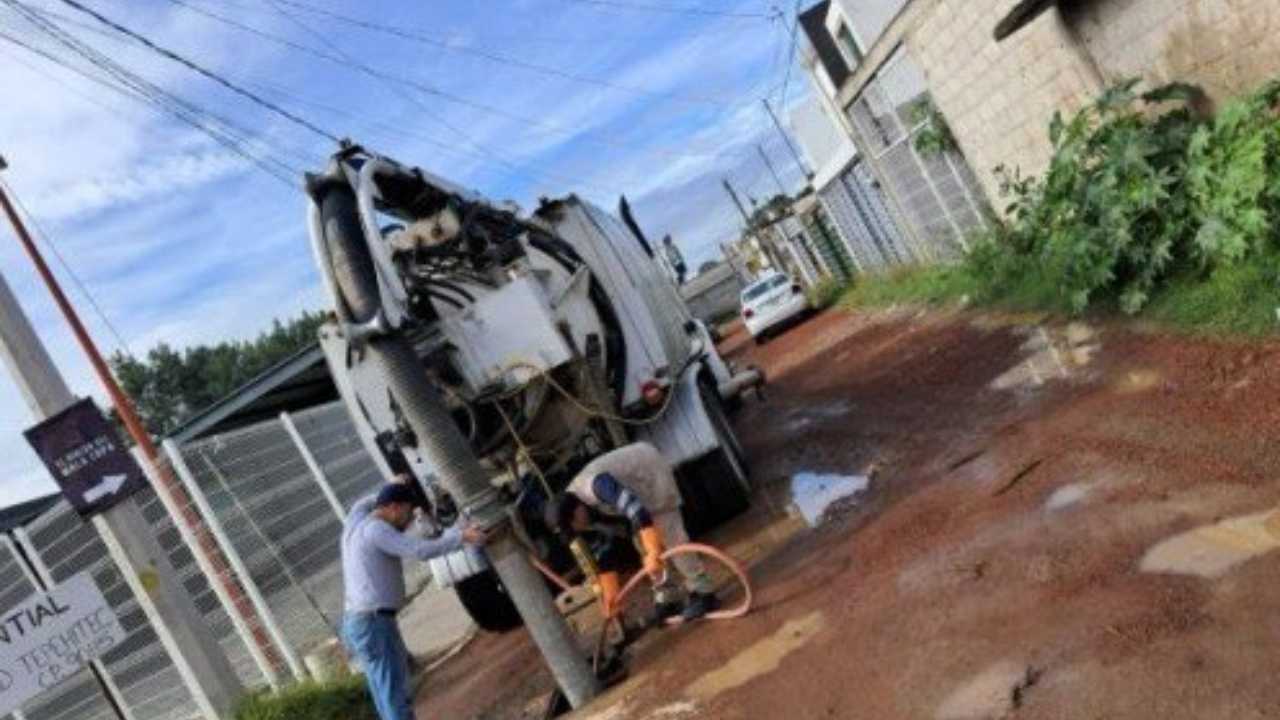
[
  {"xmin": 991, "ymin": 324, "xmax": 1100, "ymax": 392},
  {"xmin": 790, "ymin": 472, "xmax": 870, "ymax": 527},
  {"xmin": 1140, "ymin": 510, "xmax": 1280, "ymax": 578},
  {"xmin": 936, "ymin": 661, "xmax": 1037, "ymax": 720},
  {"xmin": 1045, "ymin": 483, "xmax": 1091, "ymax": 512},
  {"xmin": 782, "ymin": 401, "xmax": 855, "ymax": 432},
  {"xmin": 684, "ymin": 612, "xmax": 826, "ymax": 701}
]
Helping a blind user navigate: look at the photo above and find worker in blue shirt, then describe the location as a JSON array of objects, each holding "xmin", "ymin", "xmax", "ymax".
[
  {"xmin": 545, "ymin": 442, "xmax": 719, "ymax": 623},
  {"xmin": 341, "ymin": 478, "xmax": 487, "ymax": 720}
]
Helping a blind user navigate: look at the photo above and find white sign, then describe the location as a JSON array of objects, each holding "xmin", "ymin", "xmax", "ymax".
[{"xmin": 0, "ymin": 571, "xmax": 125, "ymax": 716}]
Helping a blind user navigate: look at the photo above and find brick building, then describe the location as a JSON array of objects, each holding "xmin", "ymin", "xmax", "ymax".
[{"xmin": 798, "ymin": 0, "xmax": 1280, "ymax": 254}]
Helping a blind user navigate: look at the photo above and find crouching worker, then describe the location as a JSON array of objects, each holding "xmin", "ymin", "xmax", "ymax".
[
  {"xmin": 545, "ymin": 442, "xmax": 719, "ymax": 623},
  {"xmin": 341, "ymin": 478, "xmax": 488, "ymax": 720}
]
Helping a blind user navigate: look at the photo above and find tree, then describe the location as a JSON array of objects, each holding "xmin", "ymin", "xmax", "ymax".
[{"xmin": 111, "ymin": 311, "xmax": 328, "ymax": 437}]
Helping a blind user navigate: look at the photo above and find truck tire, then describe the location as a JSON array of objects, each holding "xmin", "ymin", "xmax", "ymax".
[
  {"xmin": 454, "ymin": 570, "xmax": 523, "ymax": 633},
  {"xmin": 701, "ymin": 378, "xmax": 750, "ymax": 489},
  {"xmin": 679, "ymin": 381, "xmax": 751, "ymax": 536}
]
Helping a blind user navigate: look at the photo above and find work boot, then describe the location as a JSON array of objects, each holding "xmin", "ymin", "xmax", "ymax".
[{"xmin": 681, "ymin": 592, "xmax": 721, "ymax": 621}]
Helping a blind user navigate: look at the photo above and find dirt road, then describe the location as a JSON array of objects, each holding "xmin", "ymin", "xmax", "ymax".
[{"xmin": 416, "ymin": 306, "xmax": 1280, "ymax": 719}]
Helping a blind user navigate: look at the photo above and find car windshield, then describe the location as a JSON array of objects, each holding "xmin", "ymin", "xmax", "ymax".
[{"xmin": 742, "ymin": 275, "xmax": 790, "ymax": 302}]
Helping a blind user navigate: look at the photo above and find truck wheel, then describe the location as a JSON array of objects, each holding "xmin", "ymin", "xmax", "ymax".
[
  {"xmin": 454, "ymin": 570, "xmax": 523, "ymax": 633},
  {"xmin": 680, "ymin": 382, "xmax": 751, "ymax": 536},
  {"xmin": 701, "ymin": 378, "xmax": 750, "ymax": 489}
]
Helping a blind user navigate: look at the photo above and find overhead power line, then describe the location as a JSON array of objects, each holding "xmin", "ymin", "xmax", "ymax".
[
  {"xmin": 0, "ymin": 7, "xmax": 306, "ymax": 185},
  {"xmin": 564, "ymin": 0, "xmax": 777, "ymax": 19},
  {"xmin": 776, "ymin": 1, "xmax": 802, "ymax": 108},
  {"xmin": 266, "ymin": 0, "xmax": 735, "ymax": 108},
  {"xmin": 52, "ymin": 0, "xmax": 341, "ymax": 143},
  {"xmin": 0, "ymin": 173, "xmax": 133, "ymax": 356},
  {"xmin": 260, "ymin": 0, "xmax": 623, "ymax": 196},
  {"xmin": 161, "ymin": 0, "xmax": 723, "ymax": 162}
]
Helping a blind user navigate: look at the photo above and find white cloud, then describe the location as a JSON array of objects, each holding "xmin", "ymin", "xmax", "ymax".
[{"xmin": 0, "ymin": 0, "xmax": 812, "ymax": 509}]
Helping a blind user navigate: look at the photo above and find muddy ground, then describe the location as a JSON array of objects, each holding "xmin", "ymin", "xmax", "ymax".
[{"xmin": 416, "ymin": 306, "xmax": 1280, "ymax": 719}]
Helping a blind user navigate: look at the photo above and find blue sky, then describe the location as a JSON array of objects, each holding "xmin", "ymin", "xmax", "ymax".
[{"xmin": 0, "ymin": 0, "xmax": 813, "ymax": 507}]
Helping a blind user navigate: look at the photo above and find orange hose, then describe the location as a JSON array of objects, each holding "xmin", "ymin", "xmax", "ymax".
[
  {"xmin": 529, "ymin": 555, "xmax": 574, "ymax": 593},
  {"xmin": 614, "ymin": 542, "xmax": 752, "ymax": 623},
  {"xmin": 528, "ymin": 542, "xmax": 753, "ymax": 623}
]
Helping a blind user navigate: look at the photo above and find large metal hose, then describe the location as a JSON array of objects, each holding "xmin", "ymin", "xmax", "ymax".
[{"xmin": 317, "ymin": 182, "xmax": 599, "ymax": 708}]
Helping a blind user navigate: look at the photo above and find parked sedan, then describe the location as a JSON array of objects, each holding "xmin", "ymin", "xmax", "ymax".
[{"xmin": 740, "ymin": 272, "xmax": 810, "ymax": 343}]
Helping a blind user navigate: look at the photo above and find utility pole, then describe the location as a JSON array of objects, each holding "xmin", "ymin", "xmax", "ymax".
[
  {"xmin": 722, "ymin": 178, "xmax": 753, "ymax": 227},
  {"xmin": 0, "ymin": 159, "xmax": 248, "ymax": 718},
  {"xmin": 757, "ymin": 144, "xmax": 789, "ymax": 197},
  {"xmin": 762, "ymin": 98, "xmax": 813, "ymax": 181}
]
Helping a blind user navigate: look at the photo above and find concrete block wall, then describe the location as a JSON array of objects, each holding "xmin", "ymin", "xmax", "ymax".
[
  {"xmin": 905, "ymin": 0, "xmax": 1280, "ymax": 212},
  {"xmin": 906, "ymin": 0, "xmax": 1102, "ymax": 210},
  {"xmin": 1070, "ymin": 0, "xmax": 1280, "ymax": 105}
]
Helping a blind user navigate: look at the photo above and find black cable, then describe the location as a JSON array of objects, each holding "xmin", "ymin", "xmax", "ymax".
[
  {"xmin": 776, "ymin": 1, "xmax": 802, "ymax": 108},
  {"xmin": 1, "ymin": 3, "xmax": 310, "ymax": 178},
  {"xmin": 163, "ymin": 0, "xmax": 723, "ymax": 163},
  {"xmin": 0, "ymin": 22, "xmax": 301, "ymax": 186},
  {"xmin": 268, "ymin": 0, "xmax": 734, "ymax": 108},
  {"xmin": 0, "ymin": 174, "xmax": 133, "ymax": 356},
  {"xmin": 51, "ymin": 0, "xmax": 341, "ymax": 143},
  {"xmin": 564, "ymin": 0, "xmax": 776, "ymax": 19}
]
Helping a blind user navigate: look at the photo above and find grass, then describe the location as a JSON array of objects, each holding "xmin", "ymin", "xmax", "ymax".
[
  {"xmin": 838, "ymin": 251, "xmax": 1280, "ymax": 338},
  {"xmin": 234, "ymin": 677, "xmax": 378, "ymax": 720},
  {"xmin": 1144, "ymin": 256, "xmax": 1280, "ymax": 337},
  {"xmin": 838, "ymin": 264, "xmax": 979, "ymax": 309}
]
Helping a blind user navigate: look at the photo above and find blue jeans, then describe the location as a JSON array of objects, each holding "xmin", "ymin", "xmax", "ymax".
[{"xmin": 343, "ymin": 612, "xmax": 415, "ymax": 720}]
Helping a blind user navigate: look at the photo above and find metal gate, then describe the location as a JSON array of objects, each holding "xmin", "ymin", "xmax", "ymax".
[
  {"xmin": 818, "ymin": 157, "xmax": 911, "ymax": 271},
  {"xmin": 846, "ymin": 45, "xmax": 989, "ymax": 261}
]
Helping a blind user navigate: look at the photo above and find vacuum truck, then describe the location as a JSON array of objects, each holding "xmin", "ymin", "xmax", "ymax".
[{"xmin": 306, "ymin": 144, "xmax": 761, "ymax": 632}]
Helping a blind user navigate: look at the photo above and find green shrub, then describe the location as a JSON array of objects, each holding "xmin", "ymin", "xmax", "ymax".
[
  {"xmin": 989, "ymin": 80, "xmax": 1205, "ymax": 314},
  {"xmin": 1186, "ymin": 80, "xmax": 1280, "ymax": 264},
  {"xmin": 234, "ymin": 678, "xmax": 377, "ymax": 720},
  {"xmin": 807, "ymin": 277, "xmax": 849, "ymax": 309}
]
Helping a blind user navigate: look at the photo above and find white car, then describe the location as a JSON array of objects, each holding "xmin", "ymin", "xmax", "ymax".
[{"xmin": 740, "ymin": 272, "xmax": 810, "ymax": 343}]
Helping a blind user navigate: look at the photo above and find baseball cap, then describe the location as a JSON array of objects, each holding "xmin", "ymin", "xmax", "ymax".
[{"xmin": 375, "ymin": 483, "xmax": 418, "ymax": 507}]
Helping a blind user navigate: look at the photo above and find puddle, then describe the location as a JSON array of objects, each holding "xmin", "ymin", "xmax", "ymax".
[
  {"xmin": 684, "ymin": 611, "xmax": 826, "ymax": 701},
  {"xmin": 1045, "ymin": 483, "xmax": 1091, "ymax": 511},
  {"xmin": 936, "ymin": 661, "xmax": 1038, "ymax": 720},
  {"xmin": 1141, "ymin": 510, "xmax": 1280, "ymax": 578},
  {"xmin": 782, "ymin": 401, "xmax": 854, "ymax": 432},
  {"xmin": 790, "ymin": 472, "xmax": 870, "ymax": 526},
  {"xmin": 991, "ymin": 324, "xmax": 1100, "ymax": 392}
]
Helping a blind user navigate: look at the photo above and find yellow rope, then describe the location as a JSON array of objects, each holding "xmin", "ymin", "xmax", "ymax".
[{"xmin": 493, "ymin": 400, "xmax": 554, "ymax": 499}]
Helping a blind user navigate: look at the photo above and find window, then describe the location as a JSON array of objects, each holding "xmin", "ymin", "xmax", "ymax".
[{"xmin": 835, "ymin": 23, "xmax": 862, "ymax": 67}]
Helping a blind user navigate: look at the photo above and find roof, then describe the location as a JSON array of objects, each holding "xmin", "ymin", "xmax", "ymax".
[
  {"xmin": 0, "ymin": 492, "xmax": 62, "ymax": 533},
  {"xmin": 994, "ymin": 0, "xmax": 1056, "ymax": 40},
  {"xmin": 799, "ymin": 1, "xmax": 851, "ymax": 88},
  {"xmin": 167, "ymin": 342, "xmax": 337, "ymax": 443}
]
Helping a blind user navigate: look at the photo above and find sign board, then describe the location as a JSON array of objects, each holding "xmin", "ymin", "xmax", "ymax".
[
  {"xmin": 24, "ymin": 398, "xmax": 147, "ymax": 518},
  {"xmin": 0, "ymin": 571, "xmax": 126, "ymax": 716}
]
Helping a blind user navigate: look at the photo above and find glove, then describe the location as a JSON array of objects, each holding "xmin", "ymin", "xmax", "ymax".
[
  {"xmin": 638, "ymin": 526, "xmax": 666, "ymax": 581},
  {"xmin": 597, "ymin": 571, "xmax": 621, "ymax": 617}
]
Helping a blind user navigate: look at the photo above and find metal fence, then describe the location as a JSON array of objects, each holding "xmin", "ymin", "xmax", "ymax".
[
  {"xmin": 845, "ymin": 45, "xmax": 990, "ymax": 261},
  {"xmin": 1, "ymin": 398, "xmax": 402, "ymax": 720},
  {"xmin": 1, "ymin": 482, "xmax": 263, "ymax": 720},
  {"xmin": 170, "ymin": 400, "xmax": 428, "ymax": 666}
]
